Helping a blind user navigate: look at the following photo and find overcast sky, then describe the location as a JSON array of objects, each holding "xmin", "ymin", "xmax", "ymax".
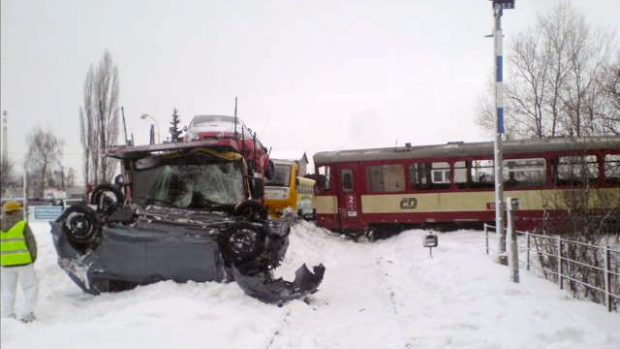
[{"xmin": 1, "ymin": 0, "xmax": 619, "ymax": 182}]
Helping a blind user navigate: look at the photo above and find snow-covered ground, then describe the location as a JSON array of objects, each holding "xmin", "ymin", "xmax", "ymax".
[{"xmin": 1, "ymin": 220, "xmax": 618, "ymax": 349}]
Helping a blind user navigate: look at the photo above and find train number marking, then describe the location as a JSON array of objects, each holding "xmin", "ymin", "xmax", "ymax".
[{"xmin": 400, "ymin": 197, "xmax": 418, "ymax": 209}]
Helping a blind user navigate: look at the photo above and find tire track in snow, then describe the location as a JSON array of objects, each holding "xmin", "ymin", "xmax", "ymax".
[
  {"xmin": 371, "ymin": 245, "xmax": 414, "ymax": 349},
  {"xmin": 266, "ymin": 223, "xmax": 415, "ymax": 349},
  {"xmin": 264, "ymin": 309, "xmax": 291, "ymax": 349}
]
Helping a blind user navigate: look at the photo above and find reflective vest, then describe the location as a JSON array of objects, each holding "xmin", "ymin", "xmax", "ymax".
[{"xmin": 1, "ymin": 221, "xmax": 33, "ymax": 267}]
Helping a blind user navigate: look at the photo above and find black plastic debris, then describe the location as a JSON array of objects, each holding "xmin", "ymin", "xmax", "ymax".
[{"xmin": 232, "ymin": 263, "xmax": 325, "ymax": 304}]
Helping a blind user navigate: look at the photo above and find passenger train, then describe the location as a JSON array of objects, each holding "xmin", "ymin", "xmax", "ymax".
[{"xmin": 312, "ymin": 136, "xmax": 620, "ymax": 237}]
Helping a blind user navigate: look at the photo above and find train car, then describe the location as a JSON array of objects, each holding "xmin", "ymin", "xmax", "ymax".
[
  {"xmin": 265, "ymin": 159, "xmax": 316, "ymax": 219},
  {"xmin": 313, "ymin": 136, "xmax": 620, "ymax": 237}
]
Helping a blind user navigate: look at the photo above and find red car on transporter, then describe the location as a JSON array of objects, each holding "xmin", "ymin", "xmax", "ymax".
[{"xmin": 185, "ymin": 114, "xmax": 275, "ymax": 199}]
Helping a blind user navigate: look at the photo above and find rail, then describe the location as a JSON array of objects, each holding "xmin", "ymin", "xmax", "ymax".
[{"xmin": 484, "ymin": 223, "xmax": 620, "ymax": 312}]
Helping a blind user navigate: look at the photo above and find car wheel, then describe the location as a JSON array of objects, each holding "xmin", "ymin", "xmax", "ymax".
[
  {"xmin": 61, "ymin": 204, "xmax": 101, "ymax": 251},
  {"xmin": 219, "ymin": 223, "xmax": 266, "ymax": 265},
  {"xmin": 90, "ymin": 184, "xmax": 124, "ymax": 214},
  {"xmin": 234, "ymin": 200, "xmax": 268, "ymax": 221}
]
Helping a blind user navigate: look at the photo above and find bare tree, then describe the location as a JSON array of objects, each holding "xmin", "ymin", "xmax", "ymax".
[
  {"xmin": 600, "ymin": 52, "xmax": 620, "ymax": 135},
  {"xmin": 1, "ymin": 157, "xmax": 17, "ymax": 191},
  {"xmin": 65, "ymin": 168, "xmax": 77, "ymax": 188},
  {"xmin": 80, "ymin": 50, "xmax": 120, "ymax": 186},
  {"xmin": 25, "ymin": 127, "xmax": 64, "ymax": 198},
  {"xmin": 476, "ymin": 3, "xmax": 617, "ymax": 138}
]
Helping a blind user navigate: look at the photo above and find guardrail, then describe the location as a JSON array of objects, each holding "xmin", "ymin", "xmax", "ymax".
[{"xmin": 484, "ymin": 223, "xmax": 620, "ymax": 312}]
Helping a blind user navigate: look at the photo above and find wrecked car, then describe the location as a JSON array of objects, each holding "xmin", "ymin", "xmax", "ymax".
[{"xmin": 50, "ymin": 140, "xmax": 324, "ymax": 304}]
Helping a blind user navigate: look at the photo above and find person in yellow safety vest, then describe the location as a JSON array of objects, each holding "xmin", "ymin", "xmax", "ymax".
[{"xmin": 0, "ymin": 201, "xmax": 38, "ymax": 323}]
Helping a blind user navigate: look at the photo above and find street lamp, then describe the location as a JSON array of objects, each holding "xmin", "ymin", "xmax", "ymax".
[
  {"xmin": 140, "ymin": 114, "xmax": 160, "ymax": 144},
  {"xmin": 489, "ymin": 0, "xmax": 515, "ymax": 264}
]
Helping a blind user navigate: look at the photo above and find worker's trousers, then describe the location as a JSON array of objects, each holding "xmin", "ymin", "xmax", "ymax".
[{"xmin": 1, "ymin": 264, "xmax": 38, "ymax": 317}]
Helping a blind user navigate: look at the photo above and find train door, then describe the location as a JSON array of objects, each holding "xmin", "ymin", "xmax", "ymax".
[{"xmin": 336, "ymin": 166, "xmax": 362, "ymax": 230}]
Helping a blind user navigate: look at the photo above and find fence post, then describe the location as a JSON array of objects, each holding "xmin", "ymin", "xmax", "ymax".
[
  {"xmin": 526, "ymin": 232, "xmax": 530, "ymax": 271},
  {"xmin": 506, "ymin": 197, "xmax": 519, "ymax": 283},
  {"xmin": 604, "ymin": 245, "xmax": 612, "ymax": 312},
  {"xmin": 484, "ymin": 224, "xmax": 489, "ymax": 255},
  {"xmin": 557, "ymin": 235, "xmax": 563, "ymax": 290}
]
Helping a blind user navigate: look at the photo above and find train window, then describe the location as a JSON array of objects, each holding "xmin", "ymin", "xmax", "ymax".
[
  {"xmin": 341, "ymin": 170, "xmax": 353, "ymax": 192},
  {"xmin": 368, "ymin": 164, "xmax": 405, "ymax": 193},
  {"xmin": 432, "ymin": 162, "xmax": 451, "ymax": 185},
  {"xmin": 470, "ymin": 160, "xmax": 495, "ymax": 188},
  {"xmin": 604, "ymin": 154, "xmax": 620, "ymax": 183},
  {"xmin": 555, "ymin": 155, "xmax": 599, "ymax": 185},
  {"xmin": 410, "ymin": 162, "xmax": 450, "ymax": 190},
  {"xmin": 410, "ymin": 163, "xmax": 431, "ymax": 189},
  {"xmin": 454, "ymin": 161, "xmax": 469, "ymax": 189},
  {"xmin": 503, "ymin": 158, "xmax": 546, "ymax": 187},
  {"xmin": 453, "ymin": 160, "xmax": 495, "ymax": 189},
  {"xmin": 317, "ymin": 165, "xmax": 332, "ymax": 191}
]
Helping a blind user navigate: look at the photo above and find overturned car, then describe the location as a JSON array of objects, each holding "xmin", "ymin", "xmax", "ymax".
[{"xmin": 50, "ymin": 140, "xmax": 324, "ymax": 304}]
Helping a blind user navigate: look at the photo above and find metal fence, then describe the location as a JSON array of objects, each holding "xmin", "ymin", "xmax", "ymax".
[{"xmin": 484, "ymin": 223, "xmax": 620, "ymax": 312}]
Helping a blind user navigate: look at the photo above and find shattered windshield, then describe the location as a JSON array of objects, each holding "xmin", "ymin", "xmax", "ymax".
[{"xmin": 133, "ymin": 159, "xmax": 246, "ymax": 208}]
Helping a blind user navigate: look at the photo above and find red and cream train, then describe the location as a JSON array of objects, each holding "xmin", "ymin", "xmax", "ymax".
[{"xmin": 312, "ymin": 136, "xmax": 620, "ymax": 236}]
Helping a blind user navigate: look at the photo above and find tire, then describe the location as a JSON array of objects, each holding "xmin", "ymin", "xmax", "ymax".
[
  {"xmin": 219, "ymin": 223, "xmax": 266, "ymax": 265},
  {"xmin": 90, "ymin": 184, "xmax": 124, "ymax": 214},
  {"xmin": 234, "ymin": 200, "xmax": 268, "ymax": 221},
  {"xmin": 61, "ymin": 204, "xmax": 101, "ymax": 251}
]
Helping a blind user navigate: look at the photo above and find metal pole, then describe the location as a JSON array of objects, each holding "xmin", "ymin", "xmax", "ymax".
[
  {"xmin": 61, "ymin": 165, "xmax": 65, "ymax": 190},
  {"xmin": 0, "ymin": 111, "xmax": 5, "ymax": 194},
  {"xmin": 234, "ymin": 96, "xmax": 238, "ymax": 137},
  {"xmin": 493, "ymin": 3, "xmax": 507, "ymax": 265},
  {"xmin": 121, "ymin": 107, "xmax": 129, "ymax": 145},
  {"xmin": 1, "ymin": 111, "xmax": 8, "ymax": 201},
  {"xmin": 484, "ymin": 223, "xmax": 489, "ymax": 255},
  {"xmin": 604, "ymin": 245, "xmax": 611, "ymax": 312},
  {"xmin": 526, "ymin": 232, "xmax": 531, "ymax": 271},
  {"xmin": 149, "ymin": 124, "xmax": 155, "ymax": 145},
  {"xmin": 141, "ymin": 114, "xmax": 160, "ymax": 143},
  {"xmin": 557, "ymin": 235, "xmax": 563, "ymax": 290},
  {"xmin": 507, "ymin": 197, "xmax": 519, "ymax": 283},
  {"xmin": 23, "ymin": 164, "xmax": 28, "ymax": 222}
]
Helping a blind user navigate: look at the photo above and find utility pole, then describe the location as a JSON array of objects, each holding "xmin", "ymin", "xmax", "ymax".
[
  {"xmin": 1, "ymin": 111, "xmax": 7, "ymax": 196},
  {"xmin": 1, "ymin": 111, "xmax": 7, "ymax": 164},
  {"xmin": 490, "ymin": 0, "xmax": 515, "ymax": 264}
]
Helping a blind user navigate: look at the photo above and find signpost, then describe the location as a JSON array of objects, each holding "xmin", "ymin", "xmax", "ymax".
[{"xmin": 424, "ymin": 233, "xmax": 438, "ymax": 258}]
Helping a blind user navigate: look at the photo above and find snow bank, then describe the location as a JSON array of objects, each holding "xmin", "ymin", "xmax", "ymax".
[{"xmin": 1, "ymin": 220, "xmax": 618, "ymax": 349}]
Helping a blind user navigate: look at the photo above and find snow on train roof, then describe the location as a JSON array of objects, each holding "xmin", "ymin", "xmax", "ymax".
[{"xmin": 313, "ymin": 136, "xmax": 620, "ymax": 164}]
